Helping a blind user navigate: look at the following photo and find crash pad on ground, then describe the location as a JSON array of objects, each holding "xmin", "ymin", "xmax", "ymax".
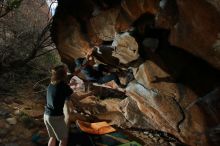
[
  {"xmin": 76, "ymin": 120, "xmax": 116, "ymax": 135},
  {"xmin": 32, "ymin": 123, "xmax": 143, "ymax": 146},
  {"xmin": 118, "ymin": 141, "xmax": 142, "ymax": 146}
]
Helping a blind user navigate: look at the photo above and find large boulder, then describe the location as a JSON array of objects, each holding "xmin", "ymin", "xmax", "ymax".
[
  {"xmin": 51, "ymin": 0, "xmax": 220, "ymax": 145},
  {"xmin": 124, "ymin": 60, "xmax": 219, "ymax": 145},
  {"xmin": 52, "ymin": 16, "xmax": 91, "ymax": 63},
  {"xmin": 124, "ymin": 82, "xmax": 193, "ymax": 145},
  {"xmin": 156, "ymin": 0, "xmax": 220, "ymax": 70}
]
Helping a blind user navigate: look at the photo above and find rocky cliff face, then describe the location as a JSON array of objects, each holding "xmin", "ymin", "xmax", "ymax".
[{"xmin": 51, "ymin": 0, "xmax": 220, "ymax": 145}]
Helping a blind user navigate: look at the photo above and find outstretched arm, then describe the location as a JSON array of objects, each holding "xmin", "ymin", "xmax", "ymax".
[{"xmin": 64, "ymin": 99, "xmax": 72, "ymax": 126}]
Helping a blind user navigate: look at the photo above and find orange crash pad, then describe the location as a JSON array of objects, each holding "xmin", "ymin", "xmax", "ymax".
[{"xmin": 76, "ymin": 120, "xmax": 116, "ymax": 135}]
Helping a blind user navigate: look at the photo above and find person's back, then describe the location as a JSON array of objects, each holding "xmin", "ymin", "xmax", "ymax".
[
  {"xmin": 44, "ymin": 65, "xmax": 73, "ymax": 146},
  {"xmin": 45, "ymin": 81, "xmax": 72, "ymax": 116}
]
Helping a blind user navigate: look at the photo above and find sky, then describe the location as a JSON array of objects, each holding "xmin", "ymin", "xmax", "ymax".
[{"xmin": 46, "ymin": 0, "xmax": 58, "ymax": 16}]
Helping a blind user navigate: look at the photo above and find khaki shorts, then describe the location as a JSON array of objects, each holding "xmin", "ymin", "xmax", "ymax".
[{"xmin": 44, "ymin": 114, "xmax": 68, "ymax": 141}]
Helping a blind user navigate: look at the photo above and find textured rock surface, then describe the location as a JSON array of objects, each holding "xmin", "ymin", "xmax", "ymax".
[
  {"xmin": 112, "ymin": 33, "xmax": 139, "ymax": 64},
  {"xmin": 118, "ymin": 97, "xmax": 153, "ymax": 129},
  {"xmin": 52, "ymin": 16, "xmax": 91, "ymax": 64},
  {"xmin": 160, "ymin": 0, "xmax": 220, "ymax": 70},
  {"xmin": 126, "ymin": 61, "xmax": 213, "ymax": 145},
  {"xmin": 90, "ymin": 8, "xmax": 120, "ymax": 41},
  {"xmin": 125, "ymin": 81, "xmax": 184, "ymax": 139},
  {"xmin": 51, "ymin": 0, "xmax": 220, "ymax": 145}
]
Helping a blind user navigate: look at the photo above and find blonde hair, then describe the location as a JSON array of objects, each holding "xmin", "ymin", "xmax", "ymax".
[{"xmin": 51, "ymin": 65, "xmax": 67, "ymax": 84}]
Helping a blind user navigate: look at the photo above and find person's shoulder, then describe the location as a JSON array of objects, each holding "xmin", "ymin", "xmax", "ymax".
[{"xmin": 47, "ymin": 83, "xmax": 56, "ymax": 93}]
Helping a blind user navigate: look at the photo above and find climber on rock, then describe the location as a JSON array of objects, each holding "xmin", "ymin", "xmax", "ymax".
[{"xmin": 73, "ymin": 52, "xmax": 127, "ymax": 90}]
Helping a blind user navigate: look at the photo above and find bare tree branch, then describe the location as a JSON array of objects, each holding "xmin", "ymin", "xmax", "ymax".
[
  {"xmin": 0, "ymin": 1, "xmax": 57, "ymax": 72},
  {"xmin": 0, "ymin": 0, "xmax": 23, "ymax": 18},
  {"xmin": 22, "ymin": 19, "xmax": 54, "ymax": 64},
  {"xmin": 0, "ymin": 8, "xmax": 11, "ymax": 18},
  {"xmin": 34, "ymin": 48, "xmax": 56, "ymax": 58}
]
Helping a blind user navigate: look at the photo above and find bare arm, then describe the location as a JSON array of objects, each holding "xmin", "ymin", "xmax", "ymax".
[
  {"xmin": 64, "ymin": 99, "xmax": 72, "ymax": 126},
  {"xmin": 64, "ymin": 99, "xmax": 72, "ymax": 114}
]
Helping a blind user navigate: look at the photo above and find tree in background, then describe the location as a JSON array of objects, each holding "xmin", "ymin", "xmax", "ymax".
[
  {"xmin": 0, "ymin": 0, "xmax": 23, "ymax": 18},
  {"xmin": 0, "ymin": 0, "xmax": 61, "ymax": 93}
]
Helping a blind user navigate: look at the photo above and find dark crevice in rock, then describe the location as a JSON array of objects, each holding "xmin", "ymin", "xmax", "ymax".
[
  {"xmin": 132, "ymin": 13, "xmax": 155, "ymax": 28},
  {"xmin": 157, "ymin": 45, "xmax": 220, "ymax": 96},
  {"xmin": 206, "ymin": 124, "xmax": 220, "ymax": 146},
  {"xmin": 92, "ymin": 45, "xmax": 121, "ymax": 68},
  {"xmin": 157, "ymin": 0, "xmax": 180, "ymax": 28},
  {"xmin": 131, "ymin": 12, "xmax": 220, "ymax": 96},
  {"xmin": 171, "ymin": 96, "xmax": 186, "ymax": 133},
  {"xmin": 101, "ymin": 40, "xmax": 113, "ymax": 45}
]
